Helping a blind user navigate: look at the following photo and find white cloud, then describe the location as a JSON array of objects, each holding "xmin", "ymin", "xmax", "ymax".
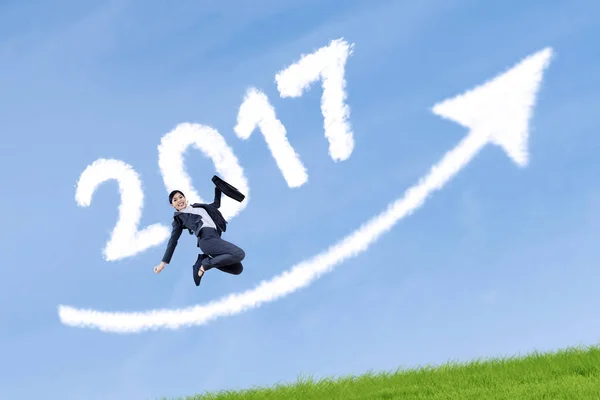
[{"xmin": 59, "ymin": 47, "xmax": 553, "ymax": 333}]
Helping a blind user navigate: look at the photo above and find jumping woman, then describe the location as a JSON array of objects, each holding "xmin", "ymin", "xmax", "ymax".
[{"xmin": 153, "ymin": 176, "xmax": 246, "ymax": 286}]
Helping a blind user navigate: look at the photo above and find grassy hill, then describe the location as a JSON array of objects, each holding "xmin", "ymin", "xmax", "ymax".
[{"xmin": 166, "ymin": 344, "xmax": 600, "ymax": 400}]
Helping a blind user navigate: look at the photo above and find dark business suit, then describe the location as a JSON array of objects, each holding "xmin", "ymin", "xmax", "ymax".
[{"xmin": 162, "ymin": 187, "xmax": 245, "ymax": 275}]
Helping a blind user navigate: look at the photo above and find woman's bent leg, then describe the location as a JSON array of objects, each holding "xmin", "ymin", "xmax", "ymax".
[
  {"xmin": 198, "ymin": 237, "xmax": 245, "ymax": 270},
  {"xmin": 216, "ymin": 262, "xmax": 244, "ymax": 275}
]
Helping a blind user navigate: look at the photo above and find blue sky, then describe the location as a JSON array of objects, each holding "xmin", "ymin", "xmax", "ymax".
[{"xmin": 1, "ymin": 0, "xmax": 599, "ymax": 398}]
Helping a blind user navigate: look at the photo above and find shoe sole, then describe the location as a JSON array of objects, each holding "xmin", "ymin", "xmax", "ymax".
[{"xmin": 193, "ymin": 255, "xmax": 205, "ymax": 286}]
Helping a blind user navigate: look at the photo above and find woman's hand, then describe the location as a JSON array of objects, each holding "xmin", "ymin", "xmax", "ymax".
[{"xmin": 154, "ymin": 262, "xmax": 166, "ymax": 274}]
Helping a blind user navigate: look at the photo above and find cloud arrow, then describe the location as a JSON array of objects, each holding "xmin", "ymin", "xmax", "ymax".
[
  {"xmin": 433, "ymin": 47, "xmax": 553, "ymax": 166},
  {"xmin": 57, "ymin": 47, "xmax": 554, "ymax": 333}
]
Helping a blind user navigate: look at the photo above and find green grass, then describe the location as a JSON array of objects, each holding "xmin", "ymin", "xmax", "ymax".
[{"xmin": 164, "ymin": 344, "xmax": 600, "ymax": 400}]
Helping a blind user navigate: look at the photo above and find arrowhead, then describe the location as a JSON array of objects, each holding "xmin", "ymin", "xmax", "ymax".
[{"xmin": 432, "ymin": 47, "xmax": 553, "ymax": 166}]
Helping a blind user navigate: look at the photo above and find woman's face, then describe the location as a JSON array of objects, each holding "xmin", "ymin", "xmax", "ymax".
[{"xmin": 171, "ymin": 192, "xmax": 187, "ymax": 211}]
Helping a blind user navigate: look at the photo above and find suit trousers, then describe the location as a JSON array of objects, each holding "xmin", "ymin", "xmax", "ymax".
[{"xmin": 196, "ymin": 227, "xmax": 245, "ymax": 274}]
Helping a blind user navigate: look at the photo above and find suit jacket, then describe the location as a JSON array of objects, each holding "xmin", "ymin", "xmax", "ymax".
[{"xmin": 161, "ymin": 187, "xmax": 227, "ymax": 264}]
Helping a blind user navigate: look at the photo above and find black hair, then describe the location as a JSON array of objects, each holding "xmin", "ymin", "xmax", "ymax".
[{"xmin": 169, "ymin": 190, "xmax": 185, "ymax": 204}]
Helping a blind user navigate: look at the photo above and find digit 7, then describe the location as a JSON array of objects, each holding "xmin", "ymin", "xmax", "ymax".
[{"xmin": 275, "ymin": 38, "xmax": 355, "ymax": 163}]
